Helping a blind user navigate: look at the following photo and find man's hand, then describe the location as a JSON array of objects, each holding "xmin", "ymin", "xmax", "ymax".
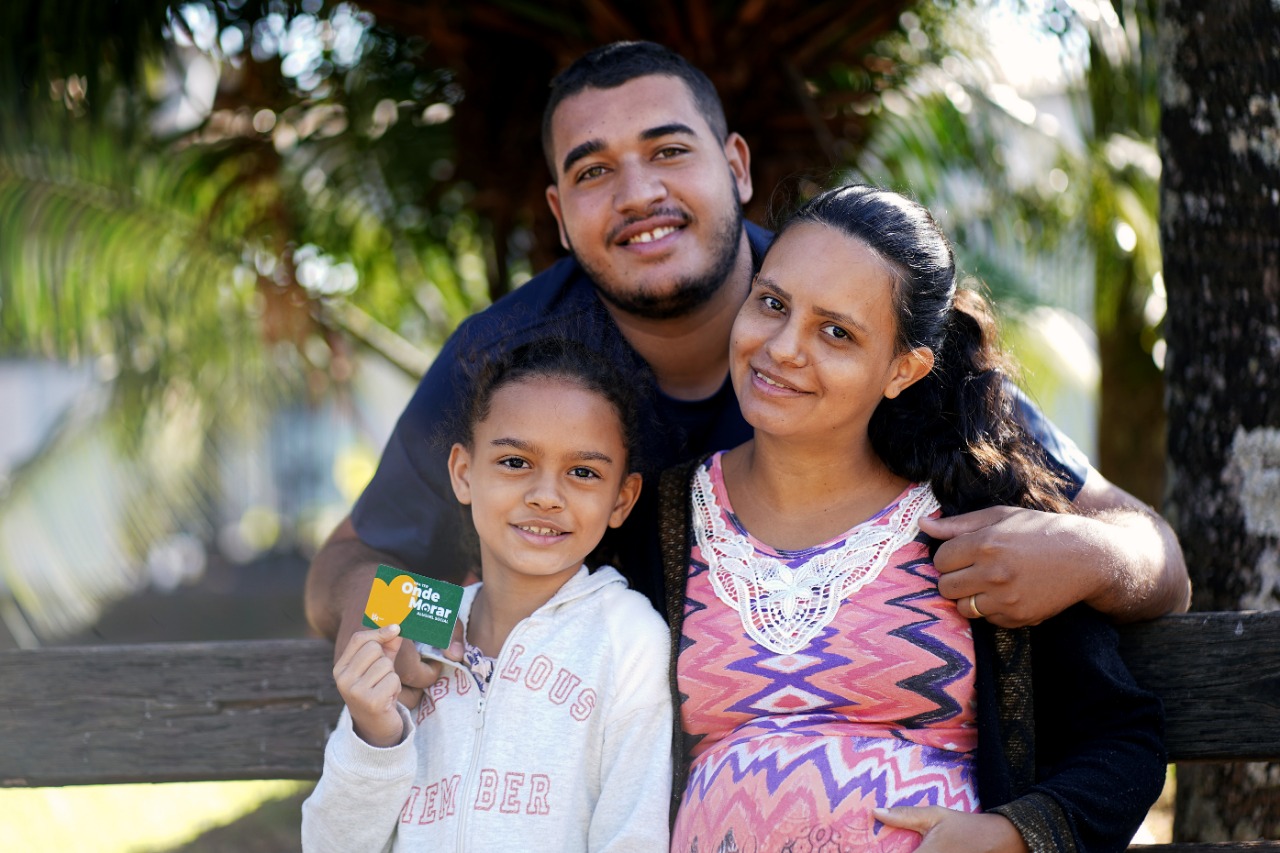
[
  {"xmin": 921, "ymin": 466, "xmax": 1191, "ymax": 627},
  {"xmin": 874, "ymin": 806, "xmax": 1028, "ymax": 853},
  {"xmin": 334, "ymin": 624, "xmax": 407, "ymax": 748},
  {"xmin": 921, "ymin": 506, "xmax": 1103, "ymax": 627}
]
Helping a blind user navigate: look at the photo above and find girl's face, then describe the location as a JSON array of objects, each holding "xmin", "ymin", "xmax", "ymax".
[
  {"xmin": 730, "ymin": 223, "xmax": 933, "ymax": 448},
  {"xmin": 447, "ymin": 375, "xmax": 641, "ymax": 587}
]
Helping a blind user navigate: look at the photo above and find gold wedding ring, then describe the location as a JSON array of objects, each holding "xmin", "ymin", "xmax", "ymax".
[{"xmin": 969, "ymin": 593, "xmax": 985, "ymax": 619}]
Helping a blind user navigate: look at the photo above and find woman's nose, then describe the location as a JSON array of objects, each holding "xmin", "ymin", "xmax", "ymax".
[{"xmin": 764, "ymin": 319, "xmax": 806, "ymax": 366}]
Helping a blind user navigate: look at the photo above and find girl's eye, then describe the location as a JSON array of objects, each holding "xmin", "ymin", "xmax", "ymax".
[
  {"xmin": 822, "ymin": 324, "xmax": 850, "ymax": 341},
  {"xmin": 499, "ymin": 457, "xmax": 531, "ymax": 470},
  {"xmin": 569, "ymin": 466, "xmax": 600, "ymax": 480}
]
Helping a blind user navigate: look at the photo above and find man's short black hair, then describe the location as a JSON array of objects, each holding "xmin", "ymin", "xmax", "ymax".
[{"xmin": 541, "ymin": 41, "xmax": 729, "ymax": 178}]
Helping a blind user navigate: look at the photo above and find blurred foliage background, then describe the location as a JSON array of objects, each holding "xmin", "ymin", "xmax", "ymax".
[
  {"xmin": 0, "ymin": 0, "xmax": 1171, "ymax": 848},
  {"xmin": 0, "ymin": 0, "xmax": 1167, "ymax": 648}
]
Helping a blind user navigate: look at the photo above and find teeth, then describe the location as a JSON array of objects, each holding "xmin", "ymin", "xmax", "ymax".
[
  {"xmin": 519, "ymin": 525, "xmax": 562, "ymax": 536},
  {"xmin": 628, "ymin": 225, "xmax": 678, "ymax": 244},
  {"xmin": 756, "ymin": 370, "xmax": 790, "ymax": 390}
]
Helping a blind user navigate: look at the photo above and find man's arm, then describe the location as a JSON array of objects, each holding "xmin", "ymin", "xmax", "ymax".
[
  {"xmin": 304, "ymin": 515, "xmax": 389, "ymax": 641},
  {"xmin": 1069, "ymin": 466, "xmax": 1191, "ymax": 619},
  {"xmin": 921, "ymin": 466, "xmax": 1191, "ymax": 627}
]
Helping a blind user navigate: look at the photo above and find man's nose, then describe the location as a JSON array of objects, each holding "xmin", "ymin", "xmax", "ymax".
[{"xmin": 613, "ymin": 162, "xmax": 667, "ymax": 215}]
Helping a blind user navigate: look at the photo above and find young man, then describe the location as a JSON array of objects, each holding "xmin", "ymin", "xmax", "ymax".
[{"xmin": 305, "ymin": 41, "xmax": 1190, "ymax": 699}]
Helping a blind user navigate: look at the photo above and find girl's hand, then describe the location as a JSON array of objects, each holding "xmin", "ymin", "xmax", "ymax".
[
  {"xmin": 874, "ymin": 806, "xmax": 1029, "ymax": 853},
  {"xmin": 334, "ymin": 624, "xmax": 406, "ymax": 748}
]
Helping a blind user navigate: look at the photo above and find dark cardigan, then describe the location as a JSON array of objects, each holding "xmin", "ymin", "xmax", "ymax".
[{"xmin": 658, "ymin": 458, "xmax": 1166, "ymax": 853}]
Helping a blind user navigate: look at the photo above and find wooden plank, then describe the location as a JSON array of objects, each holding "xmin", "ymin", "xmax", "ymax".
[
  {"xmin": 0, "ymin": 639, "xmax": 340, "ymax": 787},
  {"xmin": 1117, "ymin": 611, "xmax": 1280, "ymax": 763},
  {"xmin": 3, "ymin": 611, "xmax": 1280, "ymax": 787}
]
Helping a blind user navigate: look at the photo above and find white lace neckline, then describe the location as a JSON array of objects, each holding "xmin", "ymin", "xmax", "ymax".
[{"xmin": 692, "ymin": 457, "xmax": 940, "ymax": 654}]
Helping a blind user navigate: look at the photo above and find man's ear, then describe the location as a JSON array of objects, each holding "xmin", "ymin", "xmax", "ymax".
[
  {"xmin": 447, "ymin": 443, "xmax": 474, "ymax": 506},
  {"xmin": 883, "ymin": 346, "xmax": 935, "ymax": 400},
  {"xmin": 545, "ymin": 184, "xmax": 571, "ymax": 251},
  {"xmin": 723, "ymin": 132, "xmax": 753, "ymax": 207}
]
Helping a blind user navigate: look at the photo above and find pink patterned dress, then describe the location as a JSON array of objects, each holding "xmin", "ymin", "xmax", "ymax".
[{"xmin": 671, "ymin": 453, "xmax": 979, "ymax": 853}]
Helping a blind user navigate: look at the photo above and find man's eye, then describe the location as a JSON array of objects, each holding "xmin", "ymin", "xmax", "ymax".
[
  {"xmin": 654, "ymin": 146, "xmax": 687, "ymax": 160},
  {"xmin": 576, "ymin": 165, "xmax": 606, "ymax": 182}
]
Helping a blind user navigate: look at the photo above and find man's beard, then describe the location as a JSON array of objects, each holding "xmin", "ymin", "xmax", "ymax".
[{"xmin": 571, "ymin": 193, "xmax": 745, "ymax": 321}]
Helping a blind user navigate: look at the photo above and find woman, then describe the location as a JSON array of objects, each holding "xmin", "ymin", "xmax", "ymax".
[{"xmin": 660, "ymin": 185, "xmax": 1165, "ymax": 853}]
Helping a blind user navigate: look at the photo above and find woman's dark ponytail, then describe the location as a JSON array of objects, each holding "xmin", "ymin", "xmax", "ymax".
[{"xmin": 868, "ymin": 290, "xmax": 1072, "ymax": 516}]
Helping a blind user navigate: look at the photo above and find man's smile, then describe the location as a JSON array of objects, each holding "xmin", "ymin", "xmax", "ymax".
[{"xmin": 611, "ymin": 212, "xmax": 689, "ymax": 247}]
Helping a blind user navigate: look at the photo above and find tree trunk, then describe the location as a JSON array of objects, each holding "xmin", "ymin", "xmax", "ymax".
[{"xmin": 1160, "ymin": 0, "xmax": 1280, "ymax": 840}]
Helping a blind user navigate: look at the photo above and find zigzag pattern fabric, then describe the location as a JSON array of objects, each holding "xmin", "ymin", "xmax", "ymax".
[{"xmin": 672, "ymin": 454, "xmax": 979, "ymax": 853}]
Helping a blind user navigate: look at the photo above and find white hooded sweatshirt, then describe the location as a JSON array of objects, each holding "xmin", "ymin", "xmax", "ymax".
[{"xmin": 301, "ymin": 565, "xmax": 672, "ymax": 853}]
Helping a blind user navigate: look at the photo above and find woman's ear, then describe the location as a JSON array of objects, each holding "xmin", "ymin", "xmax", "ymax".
[
  {"xmin": 447, "ymin": 443, "xmax": 474, "ymax": 505},
  {"xmin": 883, "ymin": 346, "xmax": 935, "ymax": 399}
]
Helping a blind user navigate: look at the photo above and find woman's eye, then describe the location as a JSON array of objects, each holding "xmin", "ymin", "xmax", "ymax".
[
  {"xmin": 761, "ymin": 295, "xmax": 785, "ymax": 312},
  {"xmin": 499, "ymin": 457, "xmax": 530, "ymax": 470},
  {"xmin": 822, "ymin": 324, "xmax": 850, "ymax": 340},
  {"xmin": 569, "ymin": 466, "xmax": 600, "ymax": 479}
]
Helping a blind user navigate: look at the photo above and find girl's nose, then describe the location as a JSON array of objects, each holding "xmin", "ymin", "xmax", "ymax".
[{"xmin": 525, "ymin": 473, "xmax": 565, "ymax": 511}]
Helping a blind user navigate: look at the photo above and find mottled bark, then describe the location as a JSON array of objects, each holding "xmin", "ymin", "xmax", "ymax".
[{"xmin": 1159, "ymin": 0, "xmax": 1280, "ymax": 840}]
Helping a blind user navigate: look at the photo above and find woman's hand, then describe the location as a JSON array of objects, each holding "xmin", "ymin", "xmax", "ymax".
[
  {"xmin": 334, "ymin": 624, "xmax": 407, "ymax": 748},
  {"xmin": 874, "ymin": 806, "xmax": 1029, "ymax": 853}
]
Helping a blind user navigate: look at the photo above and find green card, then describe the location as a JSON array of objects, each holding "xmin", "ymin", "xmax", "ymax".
[{"xmin": 362, "ymin": 564, "xmax": 463, "ymax": 647}]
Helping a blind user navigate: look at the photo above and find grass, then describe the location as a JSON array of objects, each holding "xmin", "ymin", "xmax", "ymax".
[{"xmin": 0, "ymin": 780, "xmax": 310, "ymax": 853}]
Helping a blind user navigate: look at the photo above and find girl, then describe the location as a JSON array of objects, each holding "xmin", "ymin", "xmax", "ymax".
[
  {"xmin": 302, "ymin": 338, "xmax": 672, "ymax": 852},
  {"xmin": 661, "ymin": 186, "xmax": 1165, "ymax": 853}
]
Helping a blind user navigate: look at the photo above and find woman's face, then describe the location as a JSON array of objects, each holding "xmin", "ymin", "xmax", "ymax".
[{"xmin": 730, "ymin": 222, "xmax": 932, "ymax": 447}]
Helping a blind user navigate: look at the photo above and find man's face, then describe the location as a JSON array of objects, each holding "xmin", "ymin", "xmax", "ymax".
[{"xmin": 545, "ymin": 74, "xmax": 754, "ymax": 320}]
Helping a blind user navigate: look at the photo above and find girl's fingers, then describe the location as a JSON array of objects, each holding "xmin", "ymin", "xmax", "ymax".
[{"xmin": 335, "ymin": 625, "xmax": 402, "ymax": 686}]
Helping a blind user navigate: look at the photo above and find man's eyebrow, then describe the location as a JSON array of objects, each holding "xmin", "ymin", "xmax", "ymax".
[
  {"xmin": 560, "ymin": 123, "xmax": 699, "ymax": 175},
  {"xmin": 756, "ymin": 277, "xmax": 869, "ymax": 338},
  {"xmin": 639, "ymin": 122, "xmax": 698, "ymax": 141},
  {"xmin": 562, "ymin": 139, "xmax": 604, "ymax": 175}
]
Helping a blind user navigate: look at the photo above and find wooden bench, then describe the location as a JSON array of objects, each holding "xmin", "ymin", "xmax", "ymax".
[{"xmin": 2, "ymin": 611, "xmax": 1277, "ymax": 850}]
